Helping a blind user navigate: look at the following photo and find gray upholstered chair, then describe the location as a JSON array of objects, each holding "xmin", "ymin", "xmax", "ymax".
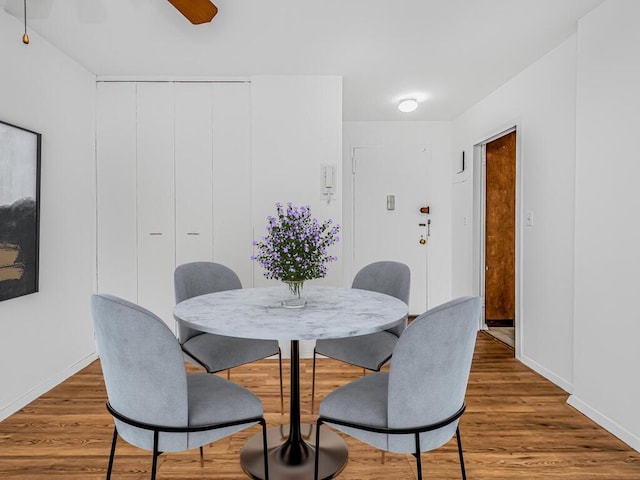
[
  {"xmin": 174, "ymin": 262, "xmax": 284, "ymax": 413},
  {"xmin": 314, "ymin": 296, "xmax": 480, "ymax": 480},
  {"xmin": 91, "ymin": 294, "xmax": 269, "ymax": 480},
  {"xmin": 311, "ymin": 261, "xmax": 410, "ymax": 412}
]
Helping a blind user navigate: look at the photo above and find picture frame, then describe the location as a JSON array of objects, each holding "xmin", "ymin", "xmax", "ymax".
[{"xmin": 0, "ymin": 120, "xmax": 42, "ymax": 301}]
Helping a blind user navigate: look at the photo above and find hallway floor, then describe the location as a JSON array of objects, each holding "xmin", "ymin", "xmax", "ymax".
[{"xmin": 486, "ymin": 326, "xmax": 515, "ymax": 348}]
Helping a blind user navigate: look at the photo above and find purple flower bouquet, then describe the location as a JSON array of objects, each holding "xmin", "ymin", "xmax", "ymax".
[{"xmin": 252, "ymin": 203, "xmax": 340, "ymax": 299}]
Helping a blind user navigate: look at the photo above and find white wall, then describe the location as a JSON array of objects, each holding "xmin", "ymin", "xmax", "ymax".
[
  {"xmin": 251, "ymin": 76, "xmax": 343, "ymax": 287},
  {"xmin": 568, "ymin": 0, "xmax": 640, "ymax": 451},
  {"xmin": 251, "ymin": 75, "xmax": 343, "ymax": 357},
  {"xmin": 343, "ymin": 122, "xmax": 453, "ymax": 307},
  {"xmin": 0, "ymin": 11, "xmax": 97, "ymax": 419},
  {"xmin": 452, "ymin": 36, "xmax": 578, "ymax": 391}
]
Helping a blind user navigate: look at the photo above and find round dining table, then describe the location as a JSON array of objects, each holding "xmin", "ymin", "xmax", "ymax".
[{"xmin": 173, "ymin": 285, "xmax": 408, "ymax": 480}]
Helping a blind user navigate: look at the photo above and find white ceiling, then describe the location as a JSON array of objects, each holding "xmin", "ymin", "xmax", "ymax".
[{"xmin": 3, "ymin": 0, "xmax": 603, "ymax": 121}]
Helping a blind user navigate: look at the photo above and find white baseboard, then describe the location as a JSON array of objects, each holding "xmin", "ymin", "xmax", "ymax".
[
  {"xmin": 518, "ymin": 352, "xmax": 573, "ymax": 393},
  {"xmin": 568, "ymin": 394, "xmax": 640, "ymax": 452},
  {"xmin": 504, "ymin": 354, "xmax": 640, "ymax": 453},
  {"xmin": 0, "ymin": 352, "xmax": 99, "ymax": 422}
]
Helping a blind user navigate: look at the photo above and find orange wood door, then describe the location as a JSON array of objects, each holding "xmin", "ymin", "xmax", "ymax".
[{"xmin": 485, "ymin": 131, "xmax": 516, "ymax": 323}]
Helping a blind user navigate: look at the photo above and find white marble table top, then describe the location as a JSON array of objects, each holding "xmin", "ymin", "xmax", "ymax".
[{"xmin": 173, "ymin": 285, "xmax": 409, "ymax": 341}]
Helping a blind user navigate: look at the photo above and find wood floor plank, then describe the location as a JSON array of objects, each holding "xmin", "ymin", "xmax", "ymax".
[{"xmin": 1, "ymin": 332, "xmax": 639, "ymax": 478}]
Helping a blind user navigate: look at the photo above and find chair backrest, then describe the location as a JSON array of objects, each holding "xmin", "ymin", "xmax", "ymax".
[
  {"xmin": 174, "ymin": 262, "xmax": 242, "ymax": 343},
  {"xmin": 91, "ymin": 294, "xmax": 189, "ymax": 451},
  {"xmin": 352, "ymin": 261, "xmax": 411, "ymax": 337},
  {"xmin": 387, "ymin": 296, "xmax": 480, "ymax": 452}
]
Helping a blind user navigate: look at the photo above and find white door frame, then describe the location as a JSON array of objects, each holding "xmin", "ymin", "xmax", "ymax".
[{"xmin": 473, "ymin": 126, "xmax": 522, "ymax": 354}]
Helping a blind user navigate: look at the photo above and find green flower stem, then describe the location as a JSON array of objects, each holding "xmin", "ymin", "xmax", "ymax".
[{"xmin": 285, "ymin": 280, "xmax": 304, "ymax": 298}]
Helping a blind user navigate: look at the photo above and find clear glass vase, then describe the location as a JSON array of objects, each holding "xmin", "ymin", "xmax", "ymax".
[{"xmin": 281, "ymin": 280, "xmax": 306, "ymax": 308}]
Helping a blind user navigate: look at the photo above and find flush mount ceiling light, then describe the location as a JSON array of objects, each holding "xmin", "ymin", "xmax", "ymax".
[{"xmin": 398, "ymin": 98, "xmax": 418, "ymax": 113}]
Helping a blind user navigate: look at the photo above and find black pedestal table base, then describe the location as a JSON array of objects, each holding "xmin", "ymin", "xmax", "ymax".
[
  {"xmin": 241, "ymin": 340, "xmax": 348, "ymax": 479},
  {"xmin": 240, "ymin": 424, "xmax": 348, "ymax": 480}
]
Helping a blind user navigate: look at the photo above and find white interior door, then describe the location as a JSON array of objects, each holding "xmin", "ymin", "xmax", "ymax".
[
  {"xmin": 175, "ymin": 82, "xmax": 214, "ymax": 266},
  {"xmin": 353, "ymin": 146, "xmax": 430, "ymax": 314},
  {"xmin": 211, "ymin": 83, "xmax": 253, "ymax": 287},
  {"xmin": 136, "ymin": 83, "xmax": 176, "ymax": 330},
  {"xmin": 96, "ymin": 82, "xmax": 137, "ymax": 302}
]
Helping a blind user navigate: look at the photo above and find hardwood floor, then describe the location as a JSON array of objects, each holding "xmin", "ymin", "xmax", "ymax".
[{"xmin": 1, "ymin": 332, "xmax": 638, "ymax": 479}]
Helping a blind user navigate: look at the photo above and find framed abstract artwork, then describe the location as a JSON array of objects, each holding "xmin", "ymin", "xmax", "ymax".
[{"xmin": 0, "ymin": 120, "xmax": 41, "ymax": 301}]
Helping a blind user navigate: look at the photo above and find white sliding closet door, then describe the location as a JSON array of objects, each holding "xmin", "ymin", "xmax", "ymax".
[
  {"xmin": 96, "ymin": 82, "xmax": 137, "ymax": 302},
  {"xmin": 211, "ymin": 83, "xmax": 252, "ymax": 286},
  {"xmin": 137, "ymin": 83, "xmax": 176, "ymax": 329},
  {"xmin": 175, "ymin": 83, "xmax": 214, "ymax": 266}
]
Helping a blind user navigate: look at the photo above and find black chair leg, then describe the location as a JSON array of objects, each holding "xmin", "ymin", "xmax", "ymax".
[
  {"xmin": 456, "ymin": 427, "xmax": 467, "ymax": 480},
  {"xmin": 414, "ymin": 432, "xmax": 423, "ymax": 480},
  {"xmin": 199, "ymin": 446, "xmax": 204, "ymax": 467},
  {"xmin": 278, "ymin": 348, "xmax": 284, "ymax": 415},
  {"xmin": 311, "ymin": 348, "xmax": 317, "ymax": 413},
  {"xmin": 151, "ymin": 430, "xmax": 160, "ymax": 480},
  {"xmin": 260, "ymin": 419, "xmax": 270, "ymax": 480},
  {"xmin": 314, "ymin": 418, "xmax": 323, "ymax": 480},
  {"xmin": 106, "ymin": 427, "xmax": 118, "ymax": 480}
]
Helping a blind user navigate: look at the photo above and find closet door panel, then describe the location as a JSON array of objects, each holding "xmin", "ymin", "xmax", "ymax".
[
  {"xmin": 175, "ymin": 83, "xmax": 214, "ymax": 266},
  {"xmin": 211, "ymin": 83, "xmax": 253, "ymax": 286},
  {"xmin": 136, "ymin": 83, "xmax": 176, "ymax": 329},
  {"xmin": 96, "ymin": 82, "xmax": 137, "ymax": 302}
]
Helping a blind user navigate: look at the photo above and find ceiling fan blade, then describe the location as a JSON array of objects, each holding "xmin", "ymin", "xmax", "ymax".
[{"xmin": 168, "ymin": 0, "xmax": 217, "ymax": 25}]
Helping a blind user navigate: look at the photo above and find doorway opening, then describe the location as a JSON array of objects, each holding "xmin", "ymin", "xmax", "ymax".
[{"xmin": 479, "ymin": 129, "xmax": 517, "ymax": 350}]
